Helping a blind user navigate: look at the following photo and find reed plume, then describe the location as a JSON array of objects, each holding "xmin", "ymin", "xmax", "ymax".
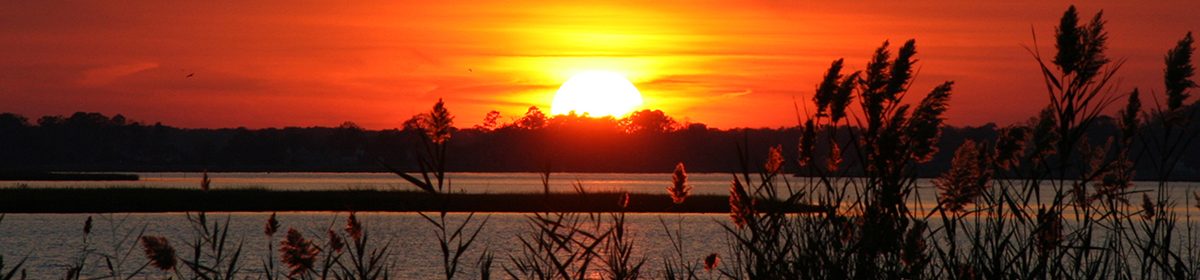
[
  {"xmin": 619, "ymin": 192, "xmax": 630, "ymax": 209},
  {"xmin": 798, "ymin": 119, "xmax": 816, "ymax": 167},
  {"xmin": 425, "ymin": 98, "xmax": 454, "ymax": 144},
  {"xmin": 82, "ymin": 216, "xmax": 91, "ymax": 235},
  {"xmin": 764, "ymin": 144, "xmax": 784, "ymax": 174},
  {"xmin": 1054, "ymin": 6, "xmax": 1110, "ymax": 81},
  {"xmin": 1119, "ymin": 89, "xmax": 1141, "ymax": 141},
  {"xmin": 1029, "ymin": 107, "xmax": 1060, "ymax": 160},
  {"xmin": 346, "ymin": 212, "xmax": 363, "ymax": 241},
  {"xmin": 265, "ymin": 212, "xmax": 280, "ymax": 236},
  {"xmin": 728, "ymin": 176, "xmax": 754, "ymax": 229},
  {"xmin": 667, "ymin": 162, "xmax": 691, "ymax": 204},
  {"xmin": 139, "ymin": 236, "xmax": 176, "ymax": 271},
  {"xmin": 1035, "ymin": 207, "xmax": 1062, "ymax": 255},
  {"xmin": 831, "ymin": 72, "xmax": 858, "ymax": 123},
  {"xmin": 703, "ymin": 253, "xmax": 719, "ymax": 272},
  {"xmin": 815, "ymin": 59, "xmax": 845, "ymax": 117},
  {"xmin": 901, "ymin": 221, "xmax": 928, "ymax": 270},
  {"xmin": 1165, "ymin": 32, "xmax": 1195, "ymax": 111},
  {"xmin": 935, "ymin": 140, "xmax": 991, "ymax": 212},
  {"xmin": 905, "ymin": 82, "xmax": 954, "ymax": 163},
  {"xmin": 826, "ymin": 142, "xmax": 842, "ymax": 172},
  {"xmin": 992, "ymin": 127, "xmax": 1029, "ymax": 169},
  {"xmin": 279, "ymin": 228, "xmax": 319, "ymax": 277},
  {"xmin": 1141, "ymin": 193, "xmax": 1156, "ymax": 219},
  {"xmin": 1094, "ymin": 158, "xmax": 1133, "ymax": 204},
  {"xmin": 200, "ymin": 170, "xmax": 210, "ymax": 191},
  {"xmin": 327, "ymin": 230, "xmax": 344, "ymax": 253}
]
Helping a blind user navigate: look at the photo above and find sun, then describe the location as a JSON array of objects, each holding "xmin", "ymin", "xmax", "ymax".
[{"xmin": 550, "ymin": 71, "xmax": 643, "ymax": 117}]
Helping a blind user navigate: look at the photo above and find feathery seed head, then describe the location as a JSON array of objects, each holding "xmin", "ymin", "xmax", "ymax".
[
  {"xmin": 728, "ymin": 176, "xmax": 754, "ymax": 229},
  {"xmin": 1166, "ymin": 32, "xmax": 1196, "ymax": 111},
  {"xmin": 265, "ymin": 212, "xmax": 280, "ymax": 236},
  {"xmin": 1035, "ymin": 207, "xmax": 1062, "ymax": 255},
  {"xmin": 327, "ymin": 229, "xmax": 344, "ymax": 253},
  {"xmin": 703, "ymin": 253, "xmax": 720, "ymax": 272},
  {"xmin": 935, "ymin": 140, "xmax": 991, "ymax": 212},
  {"xmin": 280, "ymin": 228, "xmax": 319, "ymax": 277},
  {"xmin": 798, "ymin": 119, "xmax": 816, "ymax": 167},
  {"xmin": 83, "ymin": 216, "xmax": 92, "ymax": 235},
  {"xmin": 1141, "ymin": 194, "xmax": 1156, "ymax": 220},
  {"xmin": 140, "ymin": 236, "xmax": 177, "ymax": 271},
  {"xmin": 667, "ymin": 163, "xmax": 692, "ymax": 204},
  {"xmin": 764, "ymin": 145, "xmax": 784, "ymax": 175},
  {"xmin": 200, "ymin": 170, "xmax": 210, "ymax": 191},
  {"xmin": 346, "ymin": 212, "xmax": 363, "ymax": 241}
]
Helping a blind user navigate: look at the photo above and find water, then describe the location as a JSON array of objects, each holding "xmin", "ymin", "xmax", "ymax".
[
  {"xmin": 3, "ymin": 172, "xmax": 739, "ymax": 194},
  {"xmin": 0, "ymin": 212, "xmax": 731, "ymax": 279},
  {"xmin": 2, "ymin": 172, "xmax": 1199, "ymax": 278}
]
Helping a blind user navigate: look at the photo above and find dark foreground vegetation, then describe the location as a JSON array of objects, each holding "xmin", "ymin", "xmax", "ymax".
[{"xmin": 0, "ymin": 188, "xmax": 818, "ymax": 214}]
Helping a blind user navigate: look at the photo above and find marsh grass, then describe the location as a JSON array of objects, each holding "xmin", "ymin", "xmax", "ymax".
[{"xmin": 703, "ymin": 6, "xmax": 1200, "ymax": 280}]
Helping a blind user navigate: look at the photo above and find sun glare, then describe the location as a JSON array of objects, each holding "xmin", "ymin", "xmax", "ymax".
[{"xmin": 550, "ymin": 71, "xmax": 643, "ymax": 117}]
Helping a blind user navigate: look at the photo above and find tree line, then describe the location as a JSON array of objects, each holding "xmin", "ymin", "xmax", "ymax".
[{"xmin": 1, "ymin": 107, "xmax": 1196, "ymax": 179}]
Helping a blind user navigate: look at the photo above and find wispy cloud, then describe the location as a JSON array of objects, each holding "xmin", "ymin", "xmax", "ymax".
[{"xmin": 78, "ymin": 62, "xmax": 159, "ymax": 87}]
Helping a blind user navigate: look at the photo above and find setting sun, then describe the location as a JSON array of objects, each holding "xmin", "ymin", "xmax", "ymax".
[{"xmin": 550, "ymin": 71, "xmax": 644, "ymax": 117}]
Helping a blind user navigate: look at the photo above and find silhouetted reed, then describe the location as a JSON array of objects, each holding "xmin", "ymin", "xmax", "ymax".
[
  {"xmin": 504, "ymin": 211, "xmax": 619, "ymax": 279},
  {"xmin": 934, "ymin": 140, "xmax": 991, "ymax": 213},
  {"xmin": 658, "ymin": 216, "xmax": 701, "ymax": 280},
  {"xmin": 279, "ymin": 228, "xmax": 319, "ymax": 277},
  {"xmin": 336, "ymin": 212, "xmax": 393, "ymax": 280},
  {"xmin": 668, "ymin": 162, "xmax": 692, "ymax": 204},
  {"xmin": 139, "ymin": 236, "xmax": 176, "ymax": 271},
  {"xmin": 263, "ymin": 212, "xmax": 281, "ymax": 279},
  {"xmin": 702, "ymin": 254, "xmax": 718, "ymax": 272},
  {"xmin": 503, "ymin": 172, "xmax": 647, "ymax": 279},
  {"xmin": 327, "ymin": 230, "xmax": 344, "ymax": 254},
  {"xmin": 698, "ymin": 6, "xmax": 1200, "ymax": 279},
  {"xmin": 385, "ymin": 99, "xmax": 488, "ymax": 280}
]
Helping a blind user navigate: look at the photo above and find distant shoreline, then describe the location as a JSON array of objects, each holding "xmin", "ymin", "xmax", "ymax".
[
  {"xmin": 0, "ymin": 171, "xmax": 139, "ymax": 181},
  {"xmin": 0, "ymin": 188, "xmax": 823, "ymax": 214}
]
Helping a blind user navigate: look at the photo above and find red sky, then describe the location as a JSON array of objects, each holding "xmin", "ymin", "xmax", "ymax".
[{"xmin": 2, "ymin": 1, "xmax": 1198, "ymax": 129}]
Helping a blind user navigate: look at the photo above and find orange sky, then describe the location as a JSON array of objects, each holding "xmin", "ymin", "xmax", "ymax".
[{"xmin": 2, "ymin": 1, "xmax": 1198, "ymax": 129}]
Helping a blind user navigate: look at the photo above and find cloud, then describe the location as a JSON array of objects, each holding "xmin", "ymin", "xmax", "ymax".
[
  {"xmin": 77, "ymin": 62, "xmax": 159, "ymax": 87},
  {"xmin": 720, "ymin": 89, "xmax": 753, "ymax": 99}
]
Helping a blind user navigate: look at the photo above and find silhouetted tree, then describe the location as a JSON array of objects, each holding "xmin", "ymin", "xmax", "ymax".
[
  {"xmin": 402, "ymin": 114, "xmax": 426, "ymax": 131},
  {"xmin": 0, "ymin": 113, "xmax": 29, "ymax": 129},
  {"xmin": 514, "ymin": 106, "xmax": 548, "ymax": 129},
  {"xmin": 475, "ymin": 110, "xmax": 503, "ymax": 131},
  {"xmin": 547, "ymin": 111, "xmax": 620, "ymax": 131},
  {"xmin": 621, "ymin": 109, "xmax": 677, "ymax": 133}
]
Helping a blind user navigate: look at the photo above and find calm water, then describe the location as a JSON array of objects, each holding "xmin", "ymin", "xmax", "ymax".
[
  {"xmin": 2, "ymin": 173, "xmax": 1199, "ymax": 278},
  {"xmin": 0, "ymin": 212, "xmax": 732, "ymax": 279},
  {"xmin": 3, "ymin": 172, "xmax": 743, "ymax": 194}
]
